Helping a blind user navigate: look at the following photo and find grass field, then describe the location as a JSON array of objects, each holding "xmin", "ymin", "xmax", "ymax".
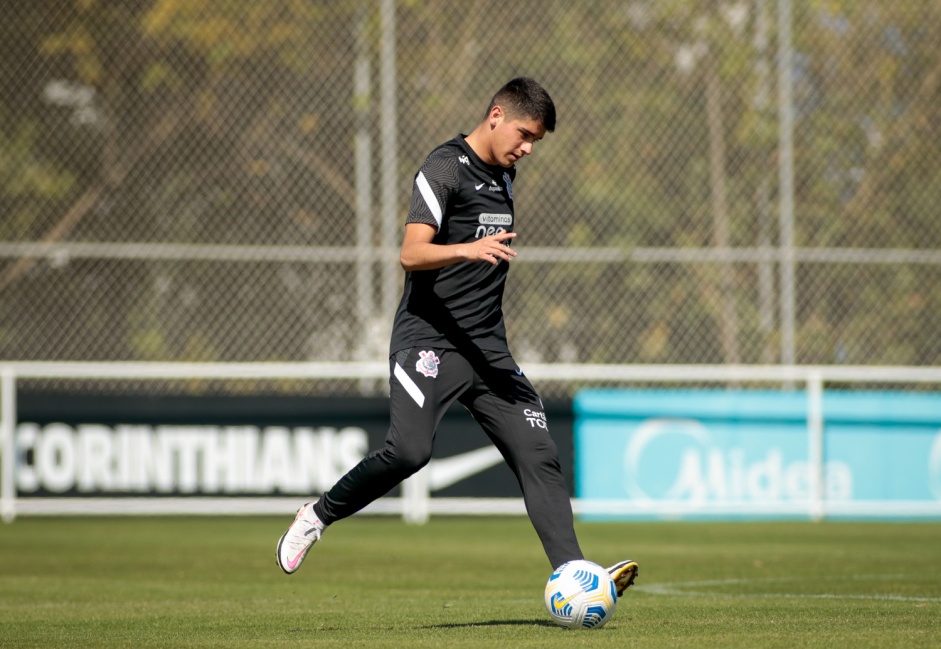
[{"xmin": 1, "ymin": 516, "xmax": 939, "ymax": 648}]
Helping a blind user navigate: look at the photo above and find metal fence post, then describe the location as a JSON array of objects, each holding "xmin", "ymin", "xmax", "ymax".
[
  {"xmin": 1, "ymin": 367, "xmax": 16, "ymax": 522},
  {"xmin": 402, "ymin": 467, "xmax": 430, "ymax": 524},
  {"xmin": 777, "ymin": 0, "xmax": 797, "ymax": 369},
  {"xmin": 806, "ymin": 370, "xmax": 825, "ymax": 521}
]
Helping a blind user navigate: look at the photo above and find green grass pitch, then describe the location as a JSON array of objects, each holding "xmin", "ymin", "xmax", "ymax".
[{"xmin": 1, "ymin": 516, "xmax": 939, "ymax": 648}]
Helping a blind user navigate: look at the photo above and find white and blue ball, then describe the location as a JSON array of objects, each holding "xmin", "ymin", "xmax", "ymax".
[{"xmin": 544, "ymin": 559, "xmax": 618, "ymax": 630}]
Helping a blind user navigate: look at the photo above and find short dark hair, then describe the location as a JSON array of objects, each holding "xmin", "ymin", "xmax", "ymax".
[{"xmin": 487, "ymin": 77, "xmax": 556, "ymax": 132}]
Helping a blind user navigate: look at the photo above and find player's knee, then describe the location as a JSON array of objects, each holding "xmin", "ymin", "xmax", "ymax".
[
  {"xmin": 528, "ymin": 437, "xmax": 562, "ymax": 471},
  {"xmin": 385, "ymin": 440, "xmax": 432, "ymax": 474}
]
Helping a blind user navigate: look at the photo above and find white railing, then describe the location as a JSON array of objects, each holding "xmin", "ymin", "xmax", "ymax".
[{"xmin": 3, "ymin": 362, "xmax": 941, "ymax": 523}]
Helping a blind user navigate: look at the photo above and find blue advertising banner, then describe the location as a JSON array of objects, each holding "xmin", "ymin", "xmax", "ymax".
[{"xmin": 574, "ymin": 389, "xmax": 941, "ymax": 520}]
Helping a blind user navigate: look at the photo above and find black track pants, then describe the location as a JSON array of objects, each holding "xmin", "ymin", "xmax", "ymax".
[{"xmin": 316, "ymin": 346, "xmax": 584, "ymax": 569}]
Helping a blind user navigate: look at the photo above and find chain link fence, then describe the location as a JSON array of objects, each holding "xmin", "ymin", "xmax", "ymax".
[{"xmin": 3, "ymin": 0, "xmax": 941, "ymax": 398}]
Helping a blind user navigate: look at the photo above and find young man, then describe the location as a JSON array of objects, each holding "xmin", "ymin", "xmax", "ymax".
[{"xmin": 276, "ymin": 77, "xmax": 638, "ymax": 595}]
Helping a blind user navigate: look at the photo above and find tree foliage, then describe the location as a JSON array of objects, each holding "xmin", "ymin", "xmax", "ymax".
[{"xmin": 2, "ymin": 0, "xmax": 941, "ymax": 377}]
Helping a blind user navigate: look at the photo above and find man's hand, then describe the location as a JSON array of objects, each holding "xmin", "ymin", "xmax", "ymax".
[{"xmin": 466, "ymin": 231, "xmax": 517, "ymax": 265}]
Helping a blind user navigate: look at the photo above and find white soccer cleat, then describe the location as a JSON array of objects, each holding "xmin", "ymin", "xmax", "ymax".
[
  {"xmin": 607, "ymin": 559, "xmax": 639, "ymax": 597},
  {"xmin": 276, "ymin": 502, "xmax": 325, "ymax": 575}
]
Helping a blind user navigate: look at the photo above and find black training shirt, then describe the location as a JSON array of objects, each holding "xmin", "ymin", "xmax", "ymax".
[{"xmin": 390, "ymin": 134, "xmax": 517, "ymax": 355}]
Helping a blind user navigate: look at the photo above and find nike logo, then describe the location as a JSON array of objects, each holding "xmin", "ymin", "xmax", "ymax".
[
  {"xmin": 475, "ymin": 183, "xmax": 485, "ymax": 191},
  {"xmin": 553, "ymin": 593, "xmax": 579, "ymax": 610},
  {"xmin": 426, "ymin": 445, "xmax": 504, "ymax": 490},
  {"xmin": 286, "ymin": 548, "xmax": 307, "ymax": 569}
]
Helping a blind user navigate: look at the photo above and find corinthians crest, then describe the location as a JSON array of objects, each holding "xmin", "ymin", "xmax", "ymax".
[
  {"xmin": 503, "ymin": 172, "xmax": 513, "ymax": 200},
  {"xmin": 416, "ymin": 350, "xmax": 441, "ymax": 378}
]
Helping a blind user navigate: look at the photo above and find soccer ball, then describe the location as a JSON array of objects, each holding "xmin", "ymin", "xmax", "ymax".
[{"xmin": 544, "ymin": 560, "xmax": 618, "ymax": 630}]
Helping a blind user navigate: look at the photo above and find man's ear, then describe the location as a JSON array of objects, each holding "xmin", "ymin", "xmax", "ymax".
[{"xmin": 489, "ymin": 105, "xmax": 504, "ymax": 129}]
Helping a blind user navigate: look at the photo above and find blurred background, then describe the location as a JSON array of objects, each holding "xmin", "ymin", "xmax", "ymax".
[{"xmin": 3, "ymin": 0, "xmax": 941, "ymax": 399}]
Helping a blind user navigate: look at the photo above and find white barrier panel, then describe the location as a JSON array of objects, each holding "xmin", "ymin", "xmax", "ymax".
[{"xmin": 4, "ymin": 362, "xmax": 941, "ymax": 522}]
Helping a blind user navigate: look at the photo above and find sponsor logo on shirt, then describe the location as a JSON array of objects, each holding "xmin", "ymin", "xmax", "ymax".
[
  {"xmin": 479, "ymin": 214, "xmax": 513, "ymax": 226},
  {"xmin": 476, "ymin": 214, "xmax": 512, "ymax": 238},
  {"xmin": 523, "ymin": 408, "xmax": 548, "ymax": 429}
]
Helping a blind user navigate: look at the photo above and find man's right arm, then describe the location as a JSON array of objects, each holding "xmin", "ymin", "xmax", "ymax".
[{"xmin": 399, "ymin": 223, "xmax": 517, "ymax": 272}]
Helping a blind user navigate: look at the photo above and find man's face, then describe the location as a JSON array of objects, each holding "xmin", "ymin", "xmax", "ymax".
[{"xmin": 490, "ymin": 108, "xmax": 547, "ymax": 168}]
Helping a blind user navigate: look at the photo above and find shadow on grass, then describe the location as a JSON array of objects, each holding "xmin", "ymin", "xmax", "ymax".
[{"xmin": 422, "ymin": 619, "xmax": 557, "ymax": 629}]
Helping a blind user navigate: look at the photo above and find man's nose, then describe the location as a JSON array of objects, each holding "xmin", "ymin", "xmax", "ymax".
[{"xmin": 520, "ymin": 141, "xmax": 533, "ymax": 156}]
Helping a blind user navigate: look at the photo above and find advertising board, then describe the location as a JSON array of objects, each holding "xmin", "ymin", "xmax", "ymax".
[
  {"xmin": 14, "ymin": 392, "xmax": 574, "ymax": 502},
  {"xmin": 575, "ymin": 389, "xmax": 941, "ymax": 520}
]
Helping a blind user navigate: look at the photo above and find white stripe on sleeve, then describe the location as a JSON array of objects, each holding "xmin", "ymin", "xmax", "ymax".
[
  {"xmin": 415, "ymin": 171, "xmax": 443, "ymax": 229},
  {"xmin": 393, "ymin": 362, "xmax": 425, "ymax": 408}
]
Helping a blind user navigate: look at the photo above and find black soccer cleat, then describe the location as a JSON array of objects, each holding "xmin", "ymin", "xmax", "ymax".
[{"xmin": 607, "ymin": 559, "xmax": 639, "ymax": 597}]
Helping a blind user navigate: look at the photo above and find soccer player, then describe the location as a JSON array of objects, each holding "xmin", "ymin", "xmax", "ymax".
[{"xmin": 276, "ymin": 77, "xmax": 638, "ymax": 596}]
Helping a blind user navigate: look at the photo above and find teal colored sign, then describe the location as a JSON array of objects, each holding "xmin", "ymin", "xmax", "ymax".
[{"xmin": 574, "ymin": 389, "xmax": 941, "ymax": 520}]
